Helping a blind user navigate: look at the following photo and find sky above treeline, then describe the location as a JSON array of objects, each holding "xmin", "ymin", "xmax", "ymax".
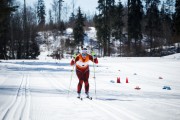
[
  {"xmin": 16, "ymin": 0, "xmax": 127, "ymax": 19},
  {"xmin": 18, "ymin": 0, "xmax": 126, "ymax": 13},
  {"xmin": 16, "ymin": 0, "xmax": 166, "ymax": 21}
]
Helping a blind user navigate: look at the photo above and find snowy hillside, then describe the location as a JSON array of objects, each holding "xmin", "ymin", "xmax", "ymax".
[
  {"xmin": 37, "ymin": 27, "xmax": 97, "ymax": 58},
  {"xmin": 0, "ymin": 53, "xmax": 180, "ymax": 120},
  {"xmin": 163, "ymin": 53, "xmax": 180, "ymax": 59}
]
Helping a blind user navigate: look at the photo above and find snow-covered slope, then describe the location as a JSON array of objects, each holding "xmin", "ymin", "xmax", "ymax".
[
  {"xmin": 37, "ymin": 27, "xmax": 97, "ymax": 58},
  {"xmin": 163, "ymin": 53, "xmax": 180, "ymax": 60},
  {"xmin": 0, "ymin": 54, "xmax": 180, "ymax": 120}
]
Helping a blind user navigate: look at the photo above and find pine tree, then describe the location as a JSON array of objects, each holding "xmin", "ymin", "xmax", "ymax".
[
  {"xmin": 160, "ymin": 1, "xmax": 173, "ymax": 46},
  {"xmin": 23, "ymin": 0, "xmax": 29, "ymax": 59},
  {"xmin": 12, "ymin": 8, "xmax": 24, "ymax": 59},
  {"xmin": 175, "ymin": 0, "xmax": 180, "ymax": 36},
  {"xmin": 0, "ymin": 0, "xmax": 18, "ymax": 59},
  {"xmin": 145, "ymin": 0, "xmax": 161, "ymax": 56},
  {"xmin": 127, "ymin": 0, "xmax": 131, "ymax": 54},
  {"xmin": 49, "ymin": 10, "xmax": 53, "ymax": 28},
  {"xmin": 29, "ymin": 35, "xmax": 40, "ymax": 59},
  {"xmin": 106, "ymin": 0, "xmax": 116, "ymax": 56},
  {"xmin": 73, "ymin": 7, "xmax": 85, "ymax": 51},
  {"xmin": 12, "ymin": 5, "xmax": 39, "ymax": 59},
  {"xmin": 95, "ymin": 0, "xmax": 107, "ymax": 56},
  {"xmin": 27, "ymin": 7, "xmax": 40, "ymax": 59},
  {"xmin": 111, "ymin": 0, "xmax": 124, "ymax": 56},
  {"xmin": 52, "ymin": 0, "xmax": 58, "ymax": 24},
  {"xmin": 95, "ymin": 0, "xmax": 116, "ymax": 56},
  {"xmin": 69, "ymin": 12, "xmax": 75, "ymax": 27},
  {"xmin": 37, "ymin": 0, "xmax": 46, "ymax": 30},
  {"xmin": 58, "ymin": 0, "xmax": 63, "ymax": 23},
  {"xmin": 174, "ymin": 0, "xmax": 180, "ymax": 52},
  {"xmin": 93, "ymin": 13, "xmax": 104, "ymax": 56},
  {"xmin": 128, "ymin": 0, "xmax": 143, "ymax": 56}
]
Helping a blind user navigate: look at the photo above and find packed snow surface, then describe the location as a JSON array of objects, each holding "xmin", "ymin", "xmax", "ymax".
[{"xmin": 0, "ymin": 54, "xmax": 180, "ymax": 120}]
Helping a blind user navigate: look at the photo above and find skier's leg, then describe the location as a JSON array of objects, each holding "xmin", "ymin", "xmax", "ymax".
[
  {"xmin": 84, "ymin": 70, "xmax": 90, "ymax": 96},
  {"xmin": 77, "ymin": 80, "xmax": 83, "ymax": 94},
  {"xmin": 84, "ymin": 80, "xmax": 89, "ymax": 94},
  {"xmin": 76, "ymin": 69, "xmax": 83, "ymax": 96}
]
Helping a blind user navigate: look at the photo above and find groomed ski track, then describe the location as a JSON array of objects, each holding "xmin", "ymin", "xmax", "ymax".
[{"xmin": 0, "ymin": 57, "xmax": 180, "ymax": 120}]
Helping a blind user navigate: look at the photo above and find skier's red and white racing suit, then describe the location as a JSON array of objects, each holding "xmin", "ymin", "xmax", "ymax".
[{"xmin": 70, "ymin": 54, "xmax": 98, "ymax": 93}]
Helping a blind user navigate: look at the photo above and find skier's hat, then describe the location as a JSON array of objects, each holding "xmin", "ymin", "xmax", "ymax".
[
  {"xmin": 81, "ymin": 48, "xmax": 87, "ymax": 58},
  {"xmin": 81, "ymin": 48, "xmax": 87, "ymax": 54}
]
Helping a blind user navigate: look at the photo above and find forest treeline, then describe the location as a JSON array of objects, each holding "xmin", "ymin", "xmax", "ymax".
[{"xmin": 0, "ymin": 0, "xmax": 180, "ymax": 59}]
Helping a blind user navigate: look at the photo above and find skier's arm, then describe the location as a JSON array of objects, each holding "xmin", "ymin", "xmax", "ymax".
[
  {"xmin": 70, "ymin": 59, "xmax": 75, "ymax": 66},
  {"xmin": 93, "ymin": 57, "xmax": 98, "ymax": 64},
  {"xmin": 70, "ymin": 54, "xmax": 79, "ymax": 65},
  {"xmin": 70, "ymin": 53, "xmax": 76, "ymax": 65},
  {"xmin": 90, "ymin": 51, "xmax": 98, "ymax": 64},
  {"xmin": 89, "ymin": 55, "xmax": 98, "ymax": 64}
]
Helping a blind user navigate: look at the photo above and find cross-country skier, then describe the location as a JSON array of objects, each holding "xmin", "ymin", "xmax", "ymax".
[{"xmin": 70, "ymin": 48, "xmax": 98, "ymax": 98}]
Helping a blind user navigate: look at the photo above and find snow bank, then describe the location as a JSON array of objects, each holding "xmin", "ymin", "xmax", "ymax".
[{"xmin": 163, "ymin": 53, "xmax": 180, "ymax": 60}]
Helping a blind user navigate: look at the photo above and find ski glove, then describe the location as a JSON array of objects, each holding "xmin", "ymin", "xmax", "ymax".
[
  {"xmin": 73, "ymin": 53, "xmax": 77, "ymax": 59},
  {"xmin": 91, "ymin": 51, "xmax": 97, "ymax": 59}
]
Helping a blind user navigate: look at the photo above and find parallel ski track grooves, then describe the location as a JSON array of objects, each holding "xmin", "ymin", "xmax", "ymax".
[
  {"xmin": 2, "ymin": 74, "xmax": 31, "ymax": 120},
  {"xmin": 41, "ymin": 72, "xmax": 79, "ymax": 96},
  {"xmin": 71, "ymin": 86, "xmax": 142, "ymax": 120},
  {"xmin": 40, "ymin": 72, "xmax": 69, "ymax": 96},
  {"xmin": 47, "ymin": 73, "xmax": 68, "ymax": 91},
  {"xmin": 83, "ymin": 99, "xmax": 144, "ymax": 120},
  {"xmin": 41, "ymin": 72, "xmax": 174, "ymax": 120},
  {"xmin": 21, "ymin": 74, "xmax": 31, "ymax": 120},
  {"xmin": 142, "ymin": 99, "xmax": 180, "ymax": 108}
]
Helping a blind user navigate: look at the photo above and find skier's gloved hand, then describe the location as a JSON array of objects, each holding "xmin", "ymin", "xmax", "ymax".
[
  {"xmin": 91, "ymin": 51, "xmax": 97, "ymax": 59},
  {"xmin": 73, "ymin": 53, "xmax": 77, "ymax": 59}
]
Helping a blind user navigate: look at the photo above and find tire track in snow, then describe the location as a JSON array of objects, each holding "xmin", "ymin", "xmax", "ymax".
[{"xmin": 1, "ymin": 74, "xmax": 31, "ymax": 120}]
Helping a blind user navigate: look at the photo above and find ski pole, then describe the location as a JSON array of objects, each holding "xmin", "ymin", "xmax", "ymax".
[
  {"xmin": 93, "ymin": 59, "xmax": 97, "ymax": 98},
  {"xmin": 68, "ymin": 53, "xmax": 77, "ymax": 97},
  {"xmin": 92, "ymin": 50, "xmax": 97, "ymax": 98},
  {"xmin": 67, "ymin": 64, "xmax": 75, "ymax": 97}
]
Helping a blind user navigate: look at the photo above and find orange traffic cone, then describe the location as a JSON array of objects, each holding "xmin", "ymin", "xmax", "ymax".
[
  {"xmin": 126, "ymin": 77, "xmax": 129, "ymax": 83},
  {"xmin": 117, "ymin": 77, "xmax": 121, "ymax": 83}
]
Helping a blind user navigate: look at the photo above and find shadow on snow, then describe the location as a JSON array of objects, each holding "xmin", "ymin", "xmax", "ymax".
[
  {"xmin": 6, "ymin": 66, "xmax": 70, "ymax": 72},
  {"xmin": 0, "ymin": 85, "xmax": 68, "ymax": 96},
  {"xmin": 2, "ymin": 61, "xmax": 71, "ymax": 72}
]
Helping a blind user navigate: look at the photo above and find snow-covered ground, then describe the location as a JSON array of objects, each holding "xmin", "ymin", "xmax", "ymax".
[{"xmin": 0, "ymin": 53, "xmax": 180, "ymax": 120}]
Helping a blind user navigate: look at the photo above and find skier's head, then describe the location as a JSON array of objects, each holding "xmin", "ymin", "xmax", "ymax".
[{"xmin": 81, "ymin": 48, "xmax": 87, "ymax": 58}]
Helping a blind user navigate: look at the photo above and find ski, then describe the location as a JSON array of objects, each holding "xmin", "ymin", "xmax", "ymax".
[
  {"xmin": 86, "ymin": 96, "xmax": 92, "ymax": 100},
  {"xmin": 77, "ymin": 97, "xmax": 83, "ymax": 100},
  {"xmin": 77, "ymin": 97, "xmax": 92, "ymax": 100},
  {"xmin": 77, "ymin": 95, "xmax": 93, "ymax": 100}
]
